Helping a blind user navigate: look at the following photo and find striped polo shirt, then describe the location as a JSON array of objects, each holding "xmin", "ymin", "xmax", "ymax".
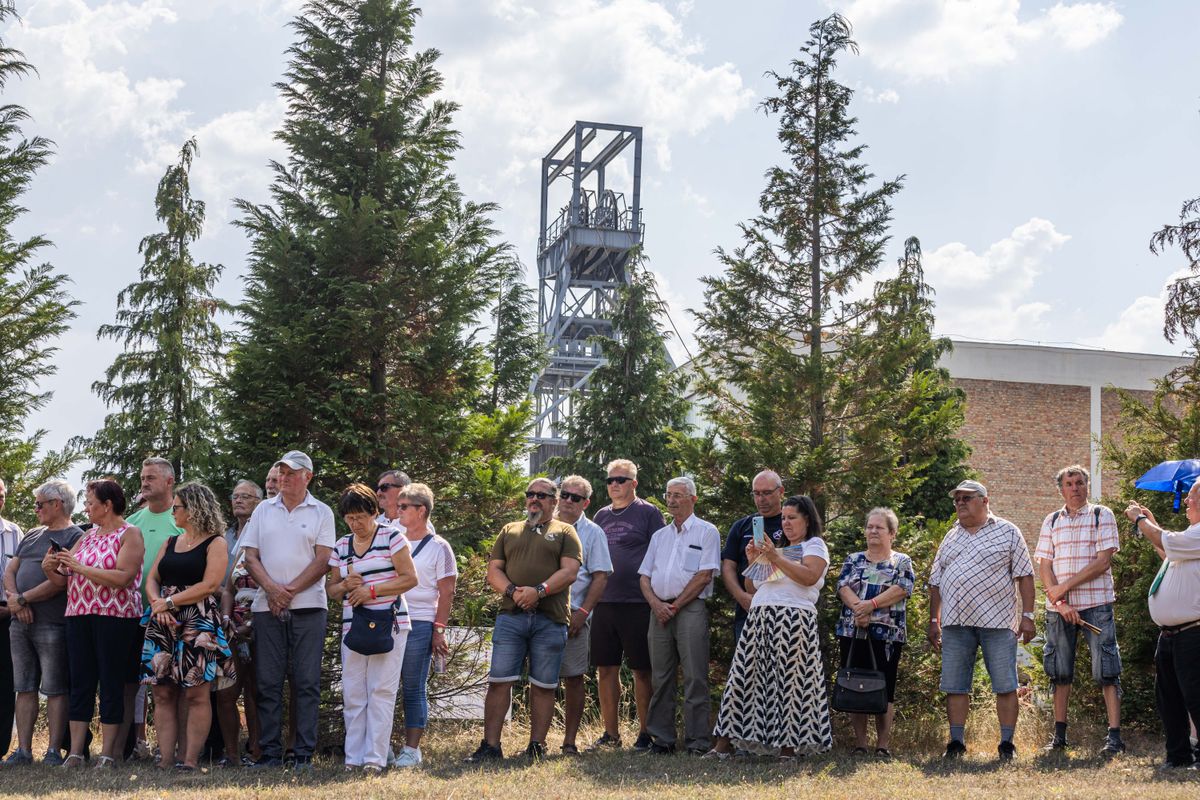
[{"xmin": 328, "ymin": 524, "xmax": 411, "ymax": 632}]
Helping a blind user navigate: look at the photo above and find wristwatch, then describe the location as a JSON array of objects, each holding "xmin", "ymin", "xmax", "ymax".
[
  {"xmin": 16, "ymin": 594, "xmax": 27, "ymax": 607},
  {"xmin": 1021, "ymin": 611, "xmax": 1035, "ymax": 620},
  {"xmin": 504, "ymin": 583, "xmax": 517, "ymax": 599},
  {"xmin": 536, "ymin": 583, "xmax": 548, "ymax": 599}
]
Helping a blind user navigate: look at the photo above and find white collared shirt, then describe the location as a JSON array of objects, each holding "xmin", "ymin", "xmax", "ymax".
[
  {"xmin": 0, "ymin": 517, "xmax": 22, "ymax": 574},
  {"xmin": 239, "ymin": 492, "xmax": 337, "ymax": 611},
  {"xmin": 638, "ymin": 513, "xmax": 721, "ymax": 601},
  {"xmin": 1149, "ymin": 521, "xmax": 1200, "ymax": 627}
]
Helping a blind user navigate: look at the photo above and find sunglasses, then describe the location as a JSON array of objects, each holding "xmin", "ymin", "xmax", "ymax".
[
  {"xmin": 605, "ymin": 476, "xmax": 633, "ymax": 485},
  {"xmin": 377, "ymin": 483, "xmax": 404, "ymax": 492},
  {"xmin": 34, "ymin": 499, "xmax": 59, "ymax": 510},
  {"xmin": 559, "ymin": 491, "xmax": 587, "ymax": 504},
  {"xmin": 525, "ymin": 491, "xmax": 556, "ymax": 500},
  {"xmin": 397, "ymin": 502, "xmax": 425, "ymax": 512}
]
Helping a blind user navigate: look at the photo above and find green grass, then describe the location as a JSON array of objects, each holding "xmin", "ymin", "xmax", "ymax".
[{"xmin": 0, "ymin": 722, "xmax": 1196, "ymax": 799}]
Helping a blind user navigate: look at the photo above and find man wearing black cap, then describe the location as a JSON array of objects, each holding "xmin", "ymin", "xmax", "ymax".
[{"xmin": 240, "ymin": 451, "xmax": 335, "ymax": 770}]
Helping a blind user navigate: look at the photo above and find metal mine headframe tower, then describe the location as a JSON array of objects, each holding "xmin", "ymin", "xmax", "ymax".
[{"xmin": 529, "ymin": 121, "xmax": 644, "ymax": 475}]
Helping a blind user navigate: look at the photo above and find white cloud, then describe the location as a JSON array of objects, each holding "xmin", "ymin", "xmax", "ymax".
[
  {"xmin": 681, "ymin": 181, "xmax": 713, "ymax": 218},
  {"xmin": 837, "ymin": 0, "xmax": 1123, "ymax": 81},
  {"xmin": 860, "ymin": 86, "xmax": 900, "ymax": 104},
  {"xmin": 1085, "ymin": 268, "xmax": 1188, "ymax": 354},
  {"xmin": 926, "ymin": 217, "xmax": 1070, "ymax": 340},
  {"xmin": 437, "ymin": 0, "xmax": 753, "ymax": 173}
]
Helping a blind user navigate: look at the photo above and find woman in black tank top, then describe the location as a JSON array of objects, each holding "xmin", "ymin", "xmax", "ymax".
[{"xmin": 140, "ymin": 482, "xmax": 236, "ymax": 771}]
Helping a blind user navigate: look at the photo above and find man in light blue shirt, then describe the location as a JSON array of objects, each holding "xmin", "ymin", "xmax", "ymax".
[{"xmin": 554, "ymin": 475, "xmax": 612, "ymax": 755}]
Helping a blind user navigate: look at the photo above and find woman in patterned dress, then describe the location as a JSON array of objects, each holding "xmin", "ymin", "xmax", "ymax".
[
  {"xmin": 835, "ymin": 507, "xmax": 914, "ymax": 758},
  {"xmin": 141, "ymin": 482, "xmax": 236, "ymax": 771},
  {"xmin": 711, "ymin": 495, "xmax": 832, "ymax": 759},
  {"xmin": 40, "ymin": 479, "xmax": 145, "ymax": 769}
]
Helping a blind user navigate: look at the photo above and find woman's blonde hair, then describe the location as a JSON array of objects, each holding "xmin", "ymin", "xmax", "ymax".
[{"xmin": 175, "ymin": 482, "xmax": 227, "ymax": 539}]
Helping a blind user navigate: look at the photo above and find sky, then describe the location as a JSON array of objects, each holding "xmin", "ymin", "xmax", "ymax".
[{"xmin": 3, "ymin": 0, "xmax": 1200, "ymax": 479}]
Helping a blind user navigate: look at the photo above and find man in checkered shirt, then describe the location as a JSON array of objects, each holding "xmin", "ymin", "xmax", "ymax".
[
  {"xmin": 1036, "ymin": 465, "xmax": 1124, "ymax": 758},
  {"xmin": 928, "ymin": 480, "xmax": 1035, "ymax": 762}
]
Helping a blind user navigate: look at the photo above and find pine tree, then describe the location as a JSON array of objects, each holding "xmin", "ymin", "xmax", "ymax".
[
  {"xmin": 692, "ymin": 14, "xmax": 966, "ymax": 523},
  {"xmin": 1156, "ymin": 195, "xmax": 1200, "ymax": 349},
  {"xmin": 0, "ymin": 1, "xmax": 80, "ymax": 526},
  {"xmin": 223, "ymin": 0, "xmax": 528, "ymax": 540},
  {"xmin": 81, "ymin": 137, "xmax": 230, "ymax": 484},
  {"xmin": 484, "ymin": 254, "xmax": 544, "ymax": 412},
  {"xmin": 548, "ymin": 263, "xmax": 690, "ymax": 506}
]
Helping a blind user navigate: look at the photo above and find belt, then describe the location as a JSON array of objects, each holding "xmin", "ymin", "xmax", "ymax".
[{"xmin": 1160, "ymin": 619, "xmax": 1200, "ymax": 636}]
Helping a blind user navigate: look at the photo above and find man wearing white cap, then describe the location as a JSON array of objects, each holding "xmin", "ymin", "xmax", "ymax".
[
  {"xmin": 240, "ymin": 450, "xmax": 335, "ymax": 769},
  {"xmin": 928, "ymin": 480, "xmax": 1035, "ymax": 762}
]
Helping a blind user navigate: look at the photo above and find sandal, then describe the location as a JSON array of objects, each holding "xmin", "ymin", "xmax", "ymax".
[
  {"xmin": 851, "ymin": 746, "xmax": 870, "ymax": 756},
  {"xmin": 62, "ymin": 754, "xmax": 86, "ymax": 769},
  {"xmin": 875, "ymin": 748, "xmax": 892, "ymax": 759},
  {"xmin": 93, "ymin": 755, "xmax": 116, "ymax": 770},
  {"xmin": 560, "ymin": 744, "xmax": 580, "ymax": 756}
]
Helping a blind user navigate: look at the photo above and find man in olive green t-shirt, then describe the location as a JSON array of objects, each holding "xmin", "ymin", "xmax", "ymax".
[{"xmin": 465, "ymin": 478, "xmax": 581, "ymax": 764}]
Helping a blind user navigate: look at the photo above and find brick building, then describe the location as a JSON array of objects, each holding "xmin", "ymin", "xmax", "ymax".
[{"xmin": 940, "ymin": 340, "xmax": 1189, "ymax": 543}]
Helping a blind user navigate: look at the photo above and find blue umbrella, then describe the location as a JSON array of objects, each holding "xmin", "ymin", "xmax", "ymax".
[{"xmin": 1134, "ymin": 459, "xmax": 1200, "ymax": 510}]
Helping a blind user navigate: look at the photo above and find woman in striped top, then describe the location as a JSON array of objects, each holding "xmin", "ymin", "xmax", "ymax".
[{"xmin": 326, "ymin": 484, "xmax": 417, "ymax": 772}]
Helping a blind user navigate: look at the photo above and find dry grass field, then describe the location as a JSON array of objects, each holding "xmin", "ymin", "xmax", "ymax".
[{"xmin": 0, "ymin": 721, "xmax": 1196, "ymax": 800}]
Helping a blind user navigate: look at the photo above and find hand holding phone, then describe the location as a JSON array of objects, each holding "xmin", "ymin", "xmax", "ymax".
[{"xmin": 752, "ymin": 515, "xmax": 765, "ymax": 547}]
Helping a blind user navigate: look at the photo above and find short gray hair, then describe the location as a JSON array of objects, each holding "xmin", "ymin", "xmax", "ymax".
[
  {"xmin": 398, "ymin": 482, "xmax": 435, "ymax": 515},
  {"xmin": 559, "ymin": 475, "xmax": 593, "ymax": 498},
  {"xmin": 142, "ymin": 457, "xmax": 175, "ymax": 480},
  {"xmin": 1055, "ymin": 465, "xmax": 1090, "ymax": 488},
  {"xmin": 606, "ymin": 459, "xmax": 638, "ymax": 479},
  {"xmin": 666, "ymin": 476, "xmax": 697, "ymax": 497},
  {"xmin": 378, "ymin": 469, "xmax": 412, "ymax": 488},
  {"xmin": 232, "ymin": 479, "xmax": 263, "ymax": 500},
  {"xmin": 866, "ymin": 506, "xmax": 899, "ymax": 534},
  {"xmin": 34, "ymin": 480, "xmax": 77, "ymax": 515}
]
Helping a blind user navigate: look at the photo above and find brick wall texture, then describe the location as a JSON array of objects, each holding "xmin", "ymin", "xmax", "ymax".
[{"xmin": 953, "ymin": 379, "xmax": 1157, "ymax": 547}]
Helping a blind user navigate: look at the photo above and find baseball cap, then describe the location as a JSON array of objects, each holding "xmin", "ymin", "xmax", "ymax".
[
  {"xmin": 274, "ymin": 450, "xmax": 313, "ymax": 472},
  {"xmin": 949, "ymin": 479, "xmax": 987, "ymax": 498}
]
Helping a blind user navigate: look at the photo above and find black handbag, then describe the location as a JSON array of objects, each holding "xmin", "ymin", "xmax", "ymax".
[
  {"xmin": 831, "ymin": 632, "xmax": 889, "ymax": 715},
  {"xmin": 343, "ymin": 603, "xmax": 398, "ymax": 656}
]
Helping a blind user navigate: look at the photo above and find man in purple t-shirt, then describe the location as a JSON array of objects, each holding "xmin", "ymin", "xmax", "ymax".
[{"xmin": 589, "ymin": 459, "xmax": 665, "ymax": 751}]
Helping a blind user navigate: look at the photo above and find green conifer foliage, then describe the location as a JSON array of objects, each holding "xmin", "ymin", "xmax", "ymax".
[
  {"xmin": 548, "ymin": 263, "xmax": 690, "ymax": 506},
  {"xmin": 83, "ymin": 138, "xmax": 230, "ymax": 485},
  {"xmin": 692, "ymin": 14, "xmax": 967, "ymax": 523},
  {"xmin": 0, "ymin": 1, "xmax": 79, "ymax": 523}
]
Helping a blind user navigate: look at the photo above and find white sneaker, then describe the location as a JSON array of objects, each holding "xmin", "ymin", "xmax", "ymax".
[{"xmin": 393, "ymin": 746, "xmax": 422, "ymax": 768}]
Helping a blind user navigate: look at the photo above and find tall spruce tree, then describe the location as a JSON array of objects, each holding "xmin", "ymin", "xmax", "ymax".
[
  {"xmin": 0, "ymin": 1, "xmax": 79, "ymax": 526},
  {"xmin": 485, "ymin": 254, "xmax": 544, "ymax": 412},
  {"xmin": 224, "ymin": 0, "xmax": 529, "ymax": 542},
  {"xmin": 548, "ymin": 263, "xmax": 690, "ymax": 506},
  {"xmin": 1155, "ymin": 194, "xmax": 1200, "ymax": 348},
  {"xmin": 82, "ymin": 138, "xmax": 230, "ymax": 484},
  {"xmin": 692, "ymin": 14, "xmax": 966, "ymax": 523}
]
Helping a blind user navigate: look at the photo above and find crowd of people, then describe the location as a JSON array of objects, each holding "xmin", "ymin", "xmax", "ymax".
[{"xmin": 0, "ymin": 453, "xmax": 1198, "ymax": 773}]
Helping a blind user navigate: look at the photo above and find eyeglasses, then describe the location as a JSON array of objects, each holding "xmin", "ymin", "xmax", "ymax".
[
  {"xmin": 751, "ymin": 488, "xmax": 781, "ymax": 498},
  {"xmin": 172, "ymin": 504, "xmax": 186, "ymax": 512},
  {"xmin": 559, "ymin": 491, "xmax": 587, "ymax": 503},
  {"xmin": 34, "ymin": 499, "xmax": 59, "ymax": 510},
  {"xmin": 605, "ymin": 476, "xmax": 633, "ymax": 485},
  {"xmin": 952, "ymin": 494, "xmax": 981, "ymax": 505},
  {"xmin": 663, "ymin": 493, "xmax": 690, "ymax": 501},
  {"xmin": 525, "ymin": 491, "xmax": 556, "ymax": 500},
  {"xmin": 397, "ymin": 502, "xmax": 426, "ymax": 512},
  {"xmin": 231, "ymin": 493, "xmax": 257, "ymax": 501},
  {"xmin": 377, "ymin": 483, "xmax": 404, "ymax": 492}
]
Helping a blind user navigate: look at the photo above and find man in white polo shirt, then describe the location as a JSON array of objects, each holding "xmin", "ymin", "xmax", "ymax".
[
  {"xmin": 638, "ymin": 476, "xmax": 721, "ymax": 755},
  {"xmin": 1127, "ymin": 486, "xmax": 1200, "ymax": 770},
  {"xmin": 240, "ymin": 450, "xmax": 335, "ymax": 769}
]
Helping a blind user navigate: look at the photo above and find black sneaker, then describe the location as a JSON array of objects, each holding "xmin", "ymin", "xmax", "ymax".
[
  {"xmin": 943, "ymin": 740, "xmax": 966, "ymax": 760},
  {"xmin": 1042, "ymin": 736, "xmax": 1068, "ymax": 752},
  {"xmin": 588, "ymin": 732, "xmax": 622, "ymax": 751},
  {"xmin": 632, "ymin": 731, "xmax": 654, "ymax": 752},
  {"xmin": 247, "ymin": 757, "xmax": 284, "ymax": 769},
  {"xmin": 522, "ymin": 741, "xmax": 547, "ymax": 762},
  {"xmin": 998, "ymin": 741, "xmax": 1017, "ymax": 761},
  {"xmin": 648, "ymin": 742, "xmax": 675, "ymax": 755},
  {"xmin": 1099, "ymin": 739, "xmax": 1125, "ymax": 759},
  {"xmin": 464, "ymin": 740, "xmax": 503, "ymax": 764}
]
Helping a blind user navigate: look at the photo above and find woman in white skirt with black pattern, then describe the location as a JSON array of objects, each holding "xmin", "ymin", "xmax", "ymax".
[{"xmin": 710, "ymin": 494, "xmax": 832, "ymax": 760}]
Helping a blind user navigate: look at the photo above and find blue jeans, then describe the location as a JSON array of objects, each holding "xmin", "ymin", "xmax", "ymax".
[
  {"xmin": 1044, "ymin": 603, "xmax": 1121, "ymax": 686},
  {"xmin": 401, "ymin": 620, "xmax": 433, "ymax": 730},
  {"xmin": 489, "ymin": 612, "xmax": 567, "ymax": 689},
  {"xmin": 940, "ymin": 625, "xmax": 1018, "ymax": 694}
]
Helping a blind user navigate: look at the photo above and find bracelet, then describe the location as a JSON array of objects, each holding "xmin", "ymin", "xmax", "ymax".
[
  {"xmin": 1134, "ymin": 514, "xmax": 1148, "ymax": 525},
  {"xmin": 579, "ymin": 607, "xmax": 590, "ymax": 617},
  {"xmin": 870, "ymin": 598, "xmax": 878, "ymax": 611},
  {"xmin": 369, "ymin": 585, "xmax": 377, "ymax": 600},
  {"xmin": 433, "ymin": 622, "xmax": 447, "ymax": 631}
]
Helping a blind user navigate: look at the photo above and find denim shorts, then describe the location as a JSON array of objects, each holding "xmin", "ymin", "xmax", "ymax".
[
  {"xmin": 9, "ymin": 619, "xmax": 70, "ymax": 695},
  {"xmin": 940, "ymin": 625, "xmax": 1018, "ymax": 694},
  {"xmin": 1044, "ymin": 603, "xmax": 1121, "ymax": 686},
  {"xmin": 489, "ymin": 611, "xmax": 568, "ymax": 689}
]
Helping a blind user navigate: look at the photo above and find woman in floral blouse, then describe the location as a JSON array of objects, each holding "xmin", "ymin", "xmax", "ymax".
[{"xmin": 835, "ymin": 507, "xmax": 914, "ymax": 758}]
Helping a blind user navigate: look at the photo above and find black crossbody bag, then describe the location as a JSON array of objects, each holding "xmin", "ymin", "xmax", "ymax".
[
  {"xmin": 342, "ymin": 534, "xmax": 431, "ymax": 656},
  {"xmin": 831, "ymin": 630, "xmax": 889, "ymax": 715}
]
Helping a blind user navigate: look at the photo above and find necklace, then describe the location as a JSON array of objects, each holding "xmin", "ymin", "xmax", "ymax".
[{"xmin": 609, "ymin": 500, "xmax": 634, "ymax": 517}]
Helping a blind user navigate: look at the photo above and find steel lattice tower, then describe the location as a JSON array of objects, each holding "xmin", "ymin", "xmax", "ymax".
[{"xmin": 529, "ymin": 121, "xmax": 644, "ymax": 474}]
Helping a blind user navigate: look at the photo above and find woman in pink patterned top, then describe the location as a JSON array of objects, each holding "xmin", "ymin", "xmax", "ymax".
[{"xmin": 41, "ymin": 479, "xmax": 145, "ymax": 770}]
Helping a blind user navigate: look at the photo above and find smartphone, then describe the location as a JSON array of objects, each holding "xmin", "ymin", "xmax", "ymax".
[
  {"xmin": 752, "ymin": 515, "xmax": 765, "ymax": 547},
  {"xmin": 49, "ymin": 540, "xmax": 63, "ymax": 553}
]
